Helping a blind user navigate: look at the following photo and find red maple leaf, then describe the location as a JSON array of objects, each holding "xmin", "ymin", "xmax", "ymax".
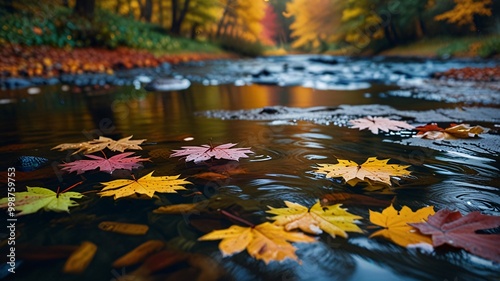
[
  {"xmin": 60, "ymin": 152, "xmax": 149, "ymax": 174},
  {"xmin": 410, "ymin": 209, "xmax": 500, "ymax": 262},
  {"xmin": 170, "ymin": 143, "xmax": 253, "ymax": 163},
  {"xmin": 414, "ymin": 123, "xmax": 445, "ymax": 134}
]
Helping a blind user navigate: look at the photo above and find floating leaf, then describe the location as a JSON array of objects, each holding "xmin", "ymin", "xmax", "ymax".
[
  {"xmin": 369, "ymin": 204, "xmax": 435, "ymax": 247},
  {"xmin": 171, "ymin": 143, "xmax": 253, "ymax": 163},
  {"xmin": 415, "ymin": 123, "xmax": 487, "ymax": 140},
  {"xmin": 0, "ymin": 186, "xmax": 83, "ymax": 216},
  {"xmin": 349, "ymin": 117, "xmax": 414, "ymax": 134},
  {"xmin": 98, "ymin": 171, "xmax": 191, "ymax": 199},
  {"xmin": 267, "ymin": 200, "xmax": 362, "ymax": 238},
  {"xmin": 63, "ymin": 241, "xmax": 97, "ymax": 274},
  {"xmin": 315, "ymin": 157, "xmax": 412, "ymax": 186},
  {"xmin": 52, "ymin": 135, "xmax": 145, "ymax": 155},
  {"xmin": 410, "ymin": 209, "xmax": 500, "ymax": 262},
  {"xmin": 98, "ymin": 221, "xmax": 149, "ymax": 235},
  {"xmin": 60, "ymin": 152, "xmax": 149, "ymax": 174},
  {"xmin": 198, "ymin": 222, "xmax": 316, "ymax": 264}
]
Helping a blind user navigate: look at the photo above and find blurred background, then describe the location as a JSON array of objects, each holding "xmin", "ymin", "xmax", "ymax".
[{"xmin": 0, "ymin": 0, "xmax": 499, "ymax": 58}]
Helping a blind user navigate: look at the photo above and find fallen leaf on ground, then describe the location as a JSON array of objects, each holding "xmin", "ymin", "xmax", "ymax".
[
  {"xmin": 349, "ymin": 117, "xmax": 414, "ymax": 134},
  {"xmin": 98, "ymin": 171, "xmax": 191, "ymax": 199},
  {"xmin": 198, "ymin": 222, "xmax": 316, "ymax": 264},
  {"xmin": 415, "ymin": 123, "xmax": 487, "ymax": 140},
  {"xmin": 113, "ymin": 240, "xmax": 165, "ymax": 267},
  {"xmin": 0, "ymin": 186, "xmax": 83, "ymax": 216},
  {"xmin": 52, "ymin": 135, "xmax": 145, "ymax": 155},
  {"xmin": 321, "ymin": 192, "xmax": 392, "ymax": 207},
  {"xmin": 369, "ymin": 204, "xmax": 435, "ymax": 247},
  {"xmin": 171, "ymin": 143, "xmax": 253, "ymax": 163},
  {"xmin": 98, "ymin": 221, "xmax": 149, "ymax": 235},
  {"xmin": 267, "ymin": 200, "xmax": 362, "ymax": 238},
  {"xmin": 63, "ymin": 241, "xmax": 97, "ymax": 274},
  {"xmin": 315, "ymin": 157, "xmax": 412, "ymax": 186},
  {"xmin": 410, "ymin": 209, "xmax": 500, "ymax": 262},
  {"xmin": 60, "ymin": 152, "xmax": 149, "ymax": 174}
]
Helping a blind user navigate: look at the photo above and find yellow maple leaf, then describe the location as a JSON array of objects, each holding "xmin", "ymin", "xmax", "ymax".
[
  {"xmin": 52, "ymin": 135, "xmax": 145, "ymax": 155},
  {"xmin": 198, "ymin": 222, "xmax": 316, "ymax": 264},
  {"xmin": 315, "ymin": 157, "xmax": 411, "ymax": 186},
  {"xmin": 266, "ymin": 200, "xmax": 362, "ymax": 238},
  {"xmin": 369, "ymin": 204, "xmax": 435, "ymax": 247},
  {"xmin": 98, "ymin": 171, "xmax": 191, "ymax": 200}
]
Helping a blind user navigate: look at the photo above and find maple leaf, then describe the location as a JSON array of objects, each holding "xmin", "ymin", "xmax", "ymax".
[
  {"xmin": 410, "ymin": 209, "xmax": 500, "ymax": 262},
  {"xmin": 98, "ymin": 171, "xmax": 191, "ymax": 199},
  {"xmin": 198, "ymin": 222, "xmax": 316, "ymax": 264},
  {"xmin": 266, "ymin": 200, "xmax": 363, "ymax": 238},
  {"xmin": 60, "ymin": 152, "xmax": 149, "ymax": 174},
  {"xmin": 315, "ymin": 157, "xmax": 412, "ymax": 186},
  {"xmin": 170, "ymin": 143, "xmax": 253, "ymax": 163},
  {"xmin": 415, "ymin": 123, "xmax": 487, "ymax": 140},
  {"xmin": 52, "ymin": 135, "xmax": 146, "ymax": 155},
  {"xmin": 348, "ymin": 117, "xmax": 414, "ymax": 134},
  {"xmin": 369, "ymin": 204, "xmax": 435, "ymax": 247},
  {"xmin": 0, "ymin": 187, "xmax": 83, "ymax": 216}
]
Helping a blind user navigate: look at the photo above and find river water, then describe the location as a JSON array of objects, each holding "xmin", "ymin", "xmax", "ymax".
[{"xmin": 0, "ymin": 56, "xmax": 499, "ymax": 281}]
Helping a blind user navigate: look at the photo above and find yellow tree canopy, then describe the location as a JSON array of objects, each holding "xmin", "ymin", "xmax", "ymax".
[
  {"xmin": 285, "ymin": 0, "xmax": 342, "ymax": 50},
  {"xmin": 434, "ymin": 0, "xmax": 492, "ymax": 31}
]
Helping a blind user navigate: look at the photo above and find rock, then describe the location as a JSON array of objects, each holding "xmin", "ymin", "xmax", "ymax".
[
  {"xmin": 145, "ymin": 78, "xmax": 191, "ymax": 91},
  {"xmin": 13, "ymin": 156, "xmax": 49, "ymax": 172},
  {"xmin": 4, "ymin": 78, "xmax": 32, "ymax": 89}
]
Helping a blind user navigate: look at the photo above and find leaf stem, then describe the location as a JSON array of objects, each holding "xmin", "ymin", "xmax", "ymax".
[
  {"xmin": 60, "ymin": 181, "xmax": 83, "ymax": 194},
  {"xmin": 219, "ymin": 210, "xmax": 255, "ymax": 227}
]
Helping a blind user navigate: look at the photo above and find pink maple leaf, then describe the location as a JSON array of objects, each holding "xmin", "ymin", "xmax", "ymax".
[
  {"xmin": 349, "ymin": 116, "xmax": 414, "ymax": 134},
  {"xmin": 170, "ymin": 143, "xmax": 253, "ymax": 163},
  {"xmin": 60, "ymin": 152, "xmax": 149, "ymax": 174},
  {"xmin": 410, "ymin": 209, "xmax": 500, "ymax": 263}
]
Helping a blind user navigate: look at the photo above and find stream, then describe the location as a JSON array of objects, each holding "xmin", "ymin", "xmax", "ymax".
[{"xmin": 0, "ymin": 55, "xmax": 499, "ymax": 281}]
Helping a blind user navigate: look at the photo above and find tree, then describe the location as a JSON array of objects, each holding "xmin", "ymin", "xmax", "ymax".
[
  {"xmin": 434, "ymin": 0, "xmax": 492, "ymax": 31},
  {"xmin": 171, "ymin": 0, "xmax": 191, "ymax": 34},
  {"xmin": 260, "ymin": 4, "xmax": 279, "ymax": 46},
  {"xmin": 74, "ymin": 0, "xmax": 96, "ymax": 19},
  {"xmin": 285, "ymin": 0, "xmax": 342, "ymax": 50},
  {"xmin": 139, "ymin": 0, "xmax": 153, "ymax": 22}
]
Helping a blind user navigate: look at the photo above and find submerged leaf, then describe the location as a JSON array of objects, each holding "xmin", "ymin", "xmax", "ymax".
[
  {"xmin": 410, "ymin": 209, "xmax": 500, "ymax": 262},
  {"xmin": 52, "ymin": 135, "xmax": 145, "ymax": 155},
  {"xmin": 267, "ymin": 200, "xmax": 363, "ymax": 238},
  {"xmin": 315, "ymin": 157, "xmax": 412, "ymax": 186},
  {"xmin": 60, "ymin": 152, "xmax": 149, "ymax": 174},
  {"xmin": 171, "ymin": 143, "xmax": 253, "ymax": 163},
  {"xmin": 198, "ymin": 222, "xmax": 316, "ymax": 264},
  {"xmin": 0, "ymin": 187, "xmax": 83, "ymax": 216},
  {"xmin": 113, "ymin": 240, "xmax": 165, "ymax": 267},
  {"xmin": 349, "ymin": 117, "xmax": 414, "ymax": 134},
  {"xmin": 98, "ymin": 171, "xmax": 191, "ymax": 199},
  {"xmin": 369, "ymin": 204, "xmax": 435, "ymax": 247},
  {"xmin": 98, "ymin": 221, "xmax": 149, "ymax": 235},
  {"xmin": 63, "ymin": 241, "xmax": 97, "ymax": 274}
]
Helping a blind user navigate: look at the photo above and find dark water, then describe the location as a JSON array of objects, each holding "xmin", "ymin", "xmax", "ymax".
[{"xmin": 0, "ymin": 57, "xmax": 499, "ymax": 281}]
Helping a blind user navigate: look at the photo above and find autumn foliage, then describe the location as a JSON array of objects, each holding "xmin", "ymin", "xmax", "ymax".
[{"xmin": 0, "ymin": 44, "xmax": 232, "ymax": 78}]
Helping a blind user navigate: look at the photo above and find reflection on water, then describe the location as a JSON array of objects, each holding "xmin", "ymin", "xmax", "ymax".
[{"xmin": 0, "ymin": 79, "xmax": 499, "ymax": 281}]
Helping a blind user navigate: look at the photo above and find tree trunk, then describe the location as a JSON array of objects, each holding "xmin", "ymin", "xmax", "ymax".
[
  {"xmin": 115, "ymin": 0, "xmax": 121, "ymax": 13},
  {"xmin": 74, "ymin": 0, "xmax": 95, "ymax": 19},
  {"xmin": 171, "ymin": 0, "xmax": 178, "ymax": 32},
  {"xmin": 159, "ymin": 0, "xmax": 164, "ymax": 26},
  {"xmin": 62, "ymin": 0, "xmax": 69, "ymax": 8},
  {"xmin": 190, "ymin": 23, "xmax": 199, "ymax": 39},
  {"xmin": 171, "ymin": 0, "xmax": 190, "ymax": 34},
  {"xmin": 139, "ymin": 0, "xmax": 153, "ymax": 22},
  {"xmin": 216, "ymin": 0, "xmax": 233, "ymax": 38}
]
